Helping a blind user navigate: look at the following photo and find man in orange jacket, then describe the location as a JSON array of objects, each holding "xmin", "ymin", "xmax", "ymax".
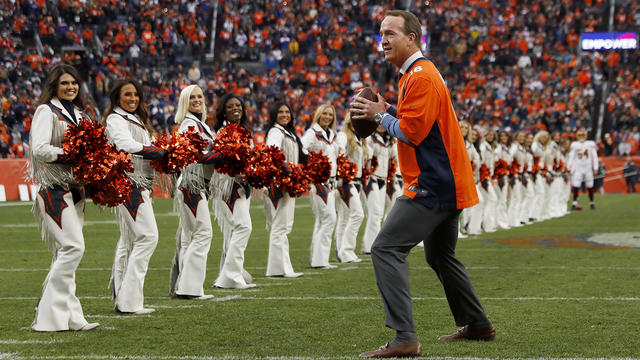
[{"xmin": 351, "ymin": 10, "xmax": 495, "ymax": 358}]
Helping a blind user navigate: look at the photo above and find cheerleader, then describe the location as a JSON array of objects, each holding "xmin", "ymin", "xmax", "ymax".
[
  {"xmin": 211, "ymin": 94, "xmax": 255, "ymax": 289},
  {"xmin": 494, "ymin": 130, "xmax": 512, "ymax": 230},
  {"xmin": 458, "ymin": 121, "xmax": 472, "ymax": 236},
  {"xmin": 507, "ymin": 131, "xmax": 527, "ymax": 227},
  {"xmin": 360, "ymin": 126, "xmax": 393, "ymax": 253},
  {"xmin": 478, "ymin": 129, "xmax": 498, "ymax": 233},
  {"xmin": 104, "ymin": 79, "xmax": 165, "ymax": 314},
  {"xmin": 29, "ymin": 64, "xmax": 99, "ymax": 331},
  {"xmin": 264, "ymin": 101, "xmax": 305, "ymax": 278},
  {"xmin": 549, "ymin": 131, "xmax": 567, "ymax": 217},
  {"xmin": 545, "ymin": 132, "xmax": 562, "ymax": 218},
  {"xmin": 531, "ymin": 131, "xmax": 550, "ymax": 221},
  {"xmin": 465, "ymin": 128, "xmax": 484, "ymax": 235},
  {"xmin": 521, "ymin": 133, "xmax": 536, "ymax": 223},
  {"xmin": 168, "ymin": 85, "xmax": 216, "ymax": 299},
  {"xmin": 383, "ymin": 140, "xmax": 401, "ymax": 221},
  {"xmin": 335, "ymin": 114, "xmax": 366, "ymax": 263},
  {"xmin": 302, "ymin": 104, "xmax": 339, "ymax": 269},
  {"xmin": 559, "ymin": 137, "xmax": 573, "ymax": 212}
]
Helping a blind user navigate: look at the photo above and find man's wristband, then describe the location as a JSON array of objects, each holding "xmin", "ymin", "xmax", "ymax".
[{"xmin": 374, "ymin": 112, "xmax": 388, "ymax": 124}]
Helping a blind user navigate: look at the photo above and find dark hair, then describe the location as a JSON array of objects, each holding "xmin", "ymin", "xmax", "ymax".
[
  {"xmin": 38, "ymin": 64, "xmax": 87, "ymax": 109},
  {"xmin": 214, "ymin": 93, "xmax": 249, "ymax": 132},
  {"xmin": 498, "ymin": 130, "xmax": 512, "ymax": 146},
  {"xmin": 267, "ymin": 101, "xmax": 296, "ymax": 134},
  {"xmin": 102, "ymin": 79, "xmax": 154, "ymax": 136},
  {"xmin": 266, "ymin": 101, "xmax": 307, "ymax": 164},
  {"xmin": 385, "ymin": 10, "xmax": 422, "ymax": 49}
]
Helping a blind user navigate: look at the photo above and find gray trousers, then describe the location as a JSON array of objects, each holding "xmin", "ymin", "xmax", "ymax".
[{"xmin": 371, "ymin": 196, "xmax": 491, "ymax": 332}]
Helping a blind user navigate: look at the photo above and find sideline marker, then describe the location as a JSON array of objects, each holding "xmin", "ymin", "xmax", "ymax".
[{"xmin": 18, "ymin": 184, "xmax": 30, "ymax": 201}]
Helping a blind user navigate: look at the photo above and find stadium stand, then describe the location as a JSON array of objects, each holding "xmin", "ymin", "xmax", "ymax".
[{"xmin": 0, "ymin": 0, "xmax": 638, "ymax": 159}]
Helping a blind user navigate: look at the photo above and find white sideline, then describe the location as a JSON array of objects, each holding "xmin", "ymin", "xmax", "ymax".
[
  {"xmin": 3, "ymin": 265, "xmax": 640, "ymax": 272},
  {"xmin": 85, "ymin": 315, "xmax": 152, "ymax": 319},
  {"xmin": 4, "ymin": 355, "xmax": 640, "ymax": 360},
  {"xmin": 0, "ymin": 340, "xmax": 64, "ymax": 344},
  {"xmin": 7, "ymin": 295, "xmax": 639, "ymax": 302},
  {"xmin": 146, "ymin": 304, "xmax": 203, "ymax": 309}
]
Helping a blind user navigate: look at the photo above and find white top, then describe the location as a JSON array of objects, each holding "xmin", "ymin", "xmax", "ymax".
[
  {"xmin": 466, "ymin": 141, "xmax": 481, "ymax": 181},
  {"xmin": 178, "ymin": 112, "xmax": 214, "ymax": 151},
  {"xmin": 509, "ymin": 142, "xmax": 527, "ymax": 174},
  {"xmin": 105, "ymin": 106, "xmax": 150, "ymax": 154},
  {"xmin": 479, "ymin": 140, "xmax": 494, "ymax": 173},
  {"xmin": 30, "ymin": 97, "xmax": 82, "ymax": 162},
  {"xmin": 367, "ymin": 132, "xmax": 394, "ymax": 179},
  {"xmin": 531, "ymin": 141, "xmax": 547, "ymax": 170},
  {"xmin": 302, "ymin": 123, "xmax": 338, "ymax": 176},
  {"xmin": 29, "ymin": 97, "xmax": 85, "ymax": 188},
  {"xmin": 545, "ymin": 141, "xmax": 560, "ymax": 172},
  {"xmin": 494, "ymin": 143, "xmax": 513, "ymax": 165},
  {"xmin": 568, "ymin": 140, "xmax": 598, "ymax": 172},
  {"xmin": 177, "ymin": 112, "xmax": 215, "ymax": 188},
  {"xmin": 105, "ymin": 106, "xmax": 153, "ymax": 185},
  {"xmin": 336, "ymin": 132, "xmax": 365, "ymax": 178},
  {"xmin": 266, "ymin": 124, "xmax": 299, "ymax": 165}
]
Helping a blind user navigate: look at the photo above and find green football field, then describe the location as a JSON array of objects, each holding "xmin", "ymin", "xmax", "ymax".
[{"xmin": 1, "ymin": 193, "xmax": 639, "ymax": 359}]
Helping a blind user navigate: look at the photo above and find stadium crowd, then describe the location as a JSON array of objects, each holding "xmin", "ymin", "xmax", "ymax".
[{"xmin": 1, "ymin": 0, "xmax": 639, "ymax": 160}]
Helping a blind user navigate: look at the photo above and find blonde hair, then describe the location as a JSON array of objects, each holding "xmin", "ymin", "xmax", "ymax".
[
  {"xmin": 174, "ymin": 84, "xmax": 206, "ymax": 124},
  {"xmin": 342, "ymin": 113, "xmax": 369, "ymax": 159},
  {"xmin": 310, "ymin": 104, "xmax": 337, "ymax": 130},
  {"xmin": 533, "ymin": 130, "xmax": 549, "ymax": 147},
  {"xmin": 459, "ymin": 120, "xmax": 471, "ymax": 139}
]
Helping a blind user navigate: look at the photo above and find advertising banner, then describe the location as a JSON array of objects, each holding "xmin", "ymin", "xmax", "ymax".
[{"xmin": 580, "ymin": 32, "xmax": 637, "ymax": 51}]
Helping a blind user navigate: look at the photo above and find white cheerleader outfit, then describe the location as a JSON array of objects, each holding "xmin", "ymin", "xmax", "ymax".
[
  {"xmin": 211, "ymin": 123, "xmax": 254, "ymax": 288},
  {"xmin": 383, "ymin": 141, "xmax": 401, "ymax": 221},
  {"xmin": 29, "ymin": 98, "xmax": 97, "ymax": 331},
  {"xmin": 464, "ymin": 141, "xmax": 483, "ymax": 235},
  {"xmin": 106, "ymin": 107, "xmax": 159, "ymax": 313},
  {"xmin": 169, "ymin": 112, "xmax": 216, "ymax": 295},
  {"xmin": 521, "ymin": 149, "xmax": 536, "ymax": 223},
  {"xmin": 301, "ymin": 123, "xmax": 339, "ymax": 268},
  {"xmin": 507, "ymin": 141, "xmax": 527, "ymax": 227},
  {"xmin": 493, "ymin": 143, "xmax": 512, "ymax": 229},
  {"xmin": 264, "ymin": 124, "xmax": 302, "ymax": 277},
  {"xmin": 335, "ymin": 132, "xmax": 365, "ymax": 263},
  {"xmin": 361, "ymin": 132, "xmax": 392, "ymax": 253},
  {"xmin": 531, "ymin": 140, "xmax": 547, "ymax": 221},
  {"xmin": 478, "ymin": 140, "xmax": 498, "ymax": 232}
]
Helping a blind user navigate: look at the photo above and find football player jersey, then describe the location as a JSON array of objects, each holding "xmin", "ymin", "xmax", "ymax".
[
  {"xmin": 396, "ymin": 58, "xmax": 478, "ymax": 210},
  {"xmin": 568, "ymin": 140, "xmax": 598, "ymax": 171}
]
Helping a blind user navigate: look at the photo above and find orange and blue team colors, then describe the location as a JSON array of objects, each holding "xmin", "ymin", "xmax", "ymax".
[{"xmin": 396, "ymin": 58, "xmax": 478, "ymax": 210}]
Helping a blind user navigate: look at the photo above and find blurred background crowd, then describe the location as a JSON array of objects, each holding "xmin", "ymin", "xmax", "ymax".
[{"xmin": 1, "ymin": 0, "xmax": 638, "ymax": 159}]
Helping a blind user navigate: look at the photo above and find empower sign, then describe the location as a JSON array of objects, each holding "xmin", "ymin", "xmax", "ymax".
[{"xmin": 580, "ymin": 32, "xmax": 637, "ymax": 51}]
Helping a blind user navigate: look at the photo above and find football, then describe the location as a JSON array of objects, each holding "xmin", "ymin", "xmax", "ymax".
[{"xmin": 351, "ymin": 87, "xmax": 379, "ymax": 138}]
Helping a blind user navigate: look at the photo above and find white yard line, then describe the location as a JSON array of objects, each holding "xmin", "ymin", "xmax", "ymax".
[
  {"xmin": 145, "ymin": 304, "xmax": 203, "ymax": 309},
  {"xmin": 85, "ymin": 315, "xmax": 152, "ymax": 319},
  {"xmin": 5, "ymin": 355, "xmax": 640, "ymax": 360},
  {"xmin": 0, "ymin": 340, "xmax": 65, "ymax": 344},
  {"xmin": 2, "ymin": 265, "xmax": 639, "ymax": 272},
  {"xmin": 0, "ymin": 202, "xmax": 32, "ymax": 207}
]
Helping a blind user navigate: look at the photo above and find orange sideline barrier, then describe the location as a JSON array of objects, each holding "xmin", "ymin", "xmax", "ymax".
[
  {"xmin": 600, "ymin": 156, "xmax": 640, "ymax": 194},
  {"xmin": 0, "ymin": 158, "xmax": 32, "ymax": 200},
  {"xmin": 2, "ymin": 156, "xmax": 639, "ymax": 201}
]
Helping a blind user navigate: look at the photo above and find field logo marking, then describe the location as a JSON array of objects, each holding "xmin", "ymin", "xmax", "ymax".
[{"xmin": 487, "ymin": 232, "xmax": 640, "ymax": 250}]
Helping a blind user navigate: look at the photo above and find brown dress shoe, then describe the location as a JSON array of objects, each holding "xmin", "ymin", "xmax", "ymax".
[
  {"xmin": 438, "ymin": 325, "xmax": 496, "ymax": 341},
  {"xmin": 359, "ymin": 342, "xmax": 422, "ymax": 358}
]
